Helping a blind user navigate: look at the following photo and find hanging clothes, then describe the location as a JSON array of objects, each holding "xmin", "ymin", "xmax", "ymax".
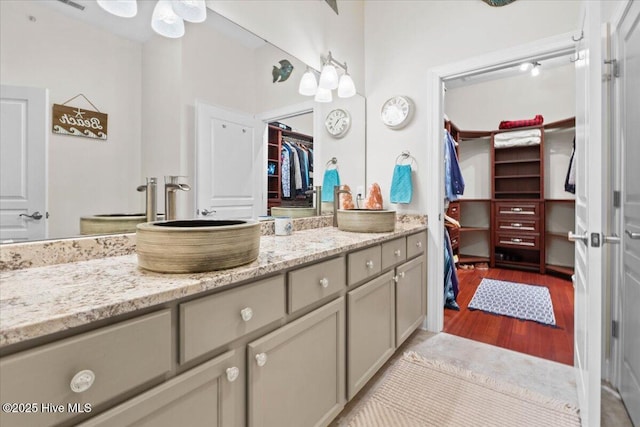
[
  {"xmin": 564, "ymin": 137, "xmax": 576, "ymax": 194},
  {"xmin": 281, "ymin": 147, "xmax": 291, "ymax": 198},
  {"xmin": 444, "ymin": 228, "xmax": 460, "ymax": 310},
  {"xmin": 444, "ymin": 130, "xmax": 465, "ymax": 201}
]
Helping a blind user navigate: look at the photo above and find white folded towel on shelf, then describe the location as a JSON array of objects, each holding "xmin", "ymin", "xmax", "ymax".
[
  {"xmin": 493, "ymin": 128, "xmax": 542, "ymax": 141},
  {"xmin": 494, "ymin": 136, "xmax": 541, "ymax": 148}
]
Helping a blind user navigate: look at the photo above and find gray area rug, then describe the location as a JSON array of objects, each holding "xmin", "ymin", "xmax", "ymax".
[
  {"xmin": 468, "ymin": 278, "xmax": 556, "ymax": 326},
  {"xmin": 347, "ymin": 351, "xmax": 580, "ymax": 427}
]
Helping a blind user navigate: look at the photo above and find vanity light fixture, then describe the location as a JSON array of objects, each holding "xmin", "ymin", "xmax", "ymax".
[
  {"xmin": 298, "ymin": 51, "xmax": 356, "ymax": 102},
  {"xmin": 97, "ymin": 0, "xmax": 207, "ymax": 38}
]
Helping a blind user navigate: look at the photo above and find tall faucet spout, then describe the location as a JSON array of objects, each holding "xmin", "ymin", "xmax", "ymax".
[
  {"xmin": 137, "ymin": 177, "xmax": 157, "ymax": 222},
  {"xmin": 164, "ymin": 176, "xmax": 191, "ymax": 220},
  {"xmin": 333, "ymin": 185, "xmax": 351, "ymax": 227}
]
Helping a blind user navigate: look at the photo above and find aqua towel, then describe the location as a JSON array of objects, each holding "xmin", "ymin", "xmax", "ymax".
[
  {"xmin": 390, "ymin": 164, "xmax": 413, "ymax": 204},
  {"xmin": 321, "ymin": 169, "xmax": 340, "ymax": 202}
]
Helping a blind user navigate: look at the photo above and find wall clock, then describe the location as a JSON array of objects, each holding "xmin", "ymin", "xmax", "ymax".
[
  {"xmin": 325, "ymin": 108, "xmax": 351, "ymax": 138},
  {"xmin": 381, "ymin": 95, "xmax": 414, "ymax": 129}
]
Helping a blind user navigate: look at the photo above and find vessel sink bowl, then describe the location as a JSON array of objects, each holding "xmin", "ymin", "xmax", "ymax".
[
  {"xmin": 270, "ymin": 207, "xmax": 316, "ymax": 218},
  {"xmin": 336, "ymin": 209, "xmax": 396, "ymax": 233},
  {"xmin": 80, "ymin": 213, "xmax": 164, "ymax": 235},
  {"xmin": 136, "ymin": 219, "xmax": 260, "ymax": 273}
]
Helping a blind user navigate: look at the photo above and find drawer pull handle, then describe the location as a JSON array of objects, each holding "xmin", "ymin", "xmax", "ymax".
[
  {"xmin": 255, "ymin": 353, "xmax": 268, "ymax": 367},
  {"xmin": 366, "ymin": 260, "xmax": 374, "ymax": 269},
  {"xmin": 394, "ymin": 249, "xmax": 401, "ymax": 257},
  {"xmin": 511, "ymin": 238, "xmax": 523, "ymax": 243},
  {"xmin": 70, "ymin": 369, "xmax": 95, "ymax": 393},
  {"xmin": 511, "ymin": 207, "xmax": 523, "ymax": 212},
  {"xmin": 319, "ymin": 278, "xmax": 330, "ymax": 288},
  {"xmin": 226, "ymin": 367, "xmax": 240, "ymax": 382},
  {"xmin": 240, "ymin": 307, "xmax": 253, "ymax": 322},
  {"xmin": 416, "ymin": 241, "xmax": 423, "ymax": 249},
  {"xmin": 511, "ymin": 223, "xmax": 522, "ymax": 228}
]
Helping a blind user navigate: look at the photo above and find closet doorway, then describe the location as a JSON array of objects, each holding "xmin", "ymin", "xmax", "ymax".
[{"xmin": 441, "ymin": 55, "xmax": 576, "ymax": 365}]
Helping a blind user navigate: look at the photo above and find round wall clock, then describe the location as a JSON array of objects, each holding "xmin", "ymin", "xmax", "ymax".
[
  {"xmin": 381, "ymin": 95, "xmax": 414, "ymax": 129},
  {"xmin": 325, "ymin": 108, "xmax": 351, "ymax": 138}
]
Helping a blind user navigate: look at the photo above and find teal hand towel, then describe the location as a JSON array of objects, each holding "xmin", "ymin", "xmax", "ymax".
[
  {"xmin": 390, "ymin": 164, "xmax": 413, "ymax": 204},
  {"xmin": 321, "ymin": 169, "xmax": 340, "ymax": 202}
]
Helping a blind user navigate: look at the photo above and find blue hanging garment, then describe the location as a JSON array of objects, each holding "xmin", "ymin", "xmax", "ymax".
[
  {"xmin": 321, "ymin": 169, "xmax": 340, "ymax": 202},
  {"xmin": 390, "ymin": 164, "xmax": 413, "ymax": 204},
  {"xmin": 444, "ymin": 130, "xmax": 465, "ymax": 201}
]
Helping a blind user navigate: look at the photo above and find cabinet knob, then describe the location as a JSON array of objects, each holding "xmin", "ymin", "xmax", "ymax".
[
  {"xmin": 319, "ymin": 278, "xmax": 329, "ymax": 288},
  {"xmin": 365, "ymin": 260, "xmax": 374, "ymax": 269},
  {"xmin": 70, "ymin": 369, "xmax": 95, "ymax": 393},
  {"xmin": 416, "ymin": 241, "xmax": 423, "ymax": 248},
  {"xmin": 394, "ymin": 249, "xmax": 401, "ymax": 257},
  {"xmin": 511, "ymin": 207, "xmax": 523, "ymax": 212},
  {"xmin": 511, "ymin": 223, "xmax": 522, "ymax": 228},
  {"xmin": 399, "ymin": 271, "xmax": 406, "ymax": 279},
  {"xmin": 255, "ymin": 353, "xmax": 268, "ymax": 367},
  {"xmin": 240, "ymin": 307, "xmax": 253, "ymax": 322},
  {"xmin": 511, "ymin": 238, "xmax": 523, "ymax": 243},
  {"xmin": 226, "ymin": 367, "xmax": 240, "ymax": 382}
]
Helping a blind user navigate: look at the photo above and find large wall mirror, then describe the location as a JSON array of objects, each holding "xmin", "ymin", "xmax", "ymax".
[{"xmin": 0, "ymin": 0, "xmax": 366, "ymax": 243}]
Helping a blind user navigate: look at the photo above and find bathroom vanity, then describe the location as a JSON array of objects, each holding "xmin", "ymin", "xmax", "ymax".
[{"xmin": 0, "ymin": 219, "xmax": 427, "ymax": 427}]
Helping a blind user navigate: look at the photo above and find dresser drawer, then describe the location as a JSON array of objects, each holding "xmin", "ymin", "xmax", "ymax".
[
  {"xmin": 180, "ymin": 275, "xmax": 285, "ymax": 363},
  {"xmin": 0, "ymin": 310, "xmax": 172, "ymax": 427},
  {"xmin": 496, "ymin": 218, "xmax": 540, "ymax": 233},
  {"xmin": 495, "ymin": 232, "xmax": 540, "ymax": 250},
  {"xmin": 381, "ymin": 237, "xmax": 407, "ymax": 270},
  {"xmin": 288, "ymin": 257, "xmax": 346, "ymax": 313},
  {"xmin": 446, "ymin": 202, "xmax": 460, "ymax": 221},
  {"xmin": 449, "ymin": 232, "xmax": 459, "ymax": 250},
  {"xmin": 495, "ymin": 201, "xmax": 541, "ymax": 217},
  {"xmin": 348, "ymin": 245, "xmax": 382, "ymax": 286},
  {"xmin": 406, "ymin": 232, "xmax": 427, "ymax": 259}
]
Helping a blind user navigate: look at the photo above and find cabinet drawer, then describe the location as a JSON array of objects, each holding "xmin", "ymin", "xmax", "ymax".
[
  {"xmin": 495, "ymin": 201, "xmax": 540, "ymax": 217},
  {"xmin": 180, "ymin": 275, "xmax": 285, "ymax": 364},
  {"xmin": 496, "ymin": 218, "xmax": 540, "ymax": 233},
  {"xmin": 348, "ymin": 245, "xmax": 382, "ymax": 286},
  {"xmin": 450, "ymin": 233, "xmax": 459, "ymax": 250},
  {"xmin": 495, "ymin": 232, "xmax": 540, "ymax": 249},
  {"xmin": 406, "ymin": 231, "xmax": 427, "ymax": 259},
  {"xmin": 381, "ymin": 237, "xmax": 407, "ymax": 270},
  {"xmin": 288, "ymin": 257, "xmax": 346, "ymax": 313},
  {"xmin": 446, "ymin": 202, "xmax": 460, "ymax": 221},
  {"xmin": 0, "ymin": 310, "xmax": 172, "ymax": 427}
]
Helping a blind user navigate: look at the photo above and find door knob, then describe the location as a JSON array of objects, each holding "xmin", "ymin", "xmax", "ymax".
[
  {"xmin": 568, "ymin": 231, "xmax": 588, "ymax": 243},
  {"xmin": 200, "ymin": 209, "xmax": 216, "ymax": 216},
  {"xmin": 20, "ymin": 211, "xmax": 44, "ymax": 220},
  {"xmin": 603, "ymin": 234, "xmax": 621, "ymax": 244},
  {"xmin": 626, "ymin": 229, "xmax": 640, "ymax": 240}
]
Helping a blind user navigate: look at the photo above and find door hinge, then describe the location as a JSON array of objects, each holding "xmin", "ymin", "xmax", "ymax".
[
  {"xmin": 604, "ymin": 59, "xmax": 619, "ymax": 79},
  {"xmin": 613, "ymin": 190, "xmax": 621, "ymax": 208},
  {"xmin": 612, "ymin": 320, "xmax": 619, "ymax": 339}
]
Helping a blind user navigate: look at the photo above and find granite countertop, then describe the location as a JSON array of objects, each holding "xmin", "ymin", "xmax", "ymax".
[{"xmin": 0, "ymin": 221, "xmax": 426, "ymax": 349}]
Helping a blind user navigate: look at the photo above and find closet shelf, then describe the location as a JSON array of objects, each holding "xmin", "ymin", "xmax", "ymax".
[
  {"xmin": 459, "ymin": 227, "xmax": 489, "ymax": 232},
  {"xmin": 457, "ymin": 254, "xmax": 490, "ymax": 264},
  {"xmin": 495, "ymin": 174, "xmax": 541, "ymax": 179},
  {"xmin": 494, "ymin": 159, "xmax": 541, "ymax": 165}
]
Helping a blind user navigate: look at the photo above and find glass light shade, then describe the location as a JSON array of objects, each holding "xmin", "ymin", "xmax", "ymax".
[
  {"xmin": 531, "ymin": 66, "xmax": 540, "ymax": 77},
  {"xmin": 152, "ymin": 0, "xmax": 185, "ymax": 38},
  {"xmin": 97, "ymin": 0, "xmax": 137, "ymax": 18},
  {"xmin": 318, "ymin": 64, "xmax": 339, "ymax": 90},
  {"xmin": 519, "ymin": 62, "xmax": 532, "ymax": 71},
  {"xmin": 171, "ymin": 0, "xmax": 206, "ymax": 23},
  {"xmin": 298, "ymin": 70, "xmax": 318, "ymax": 96},
  {"xmin": 337, "ymin": 74, "xmax": 356, "ymax": 98},
  {"xmin": 314, "ymin": 87, "xmax": 333, "ymax": 103}
]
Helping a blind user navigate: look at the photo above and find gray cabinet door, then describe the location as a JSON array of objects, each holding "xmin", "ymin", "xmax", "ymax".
[
  {"xmin": 79, "ymin": 350, "xmax": 242, "ymax": 427},
  {"xmin": 396, "ymin": 256, "xmax": 426, "ymax": 347},
  {"xmin": 347, "ymin": 271, "xmax": 396, "ymax": 399},
  {"xmin": 247, "ymin": 298, "xmax": 345, "ymax": 427}
]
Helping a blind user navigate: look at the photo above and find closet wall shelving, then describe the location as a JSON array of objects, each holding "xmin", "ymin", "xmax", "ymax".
[
  {"xmin": 267, "ymin": 125, "xmax": 314, "ymax": 215},
  {"xmin": 446, "ymin": 118, "xmax": 575, "ymax": 277}
]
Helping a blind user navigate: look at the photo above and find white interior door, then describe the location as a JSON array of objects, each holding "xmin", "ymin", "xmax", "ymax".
[
  {"xmin": 0, "ymin": 85, "xmax": 48, "ymax": 242},
  {"xmin": 619, "ymin": 1, "xmax": 640, "ymax": 424},
  {"xmin": 570, "ymin": 3, "xmax": 605, "ymax": 426},
  {"xmin": 195, "ymin": 101, "xmax": 262, "ymax": 219}
]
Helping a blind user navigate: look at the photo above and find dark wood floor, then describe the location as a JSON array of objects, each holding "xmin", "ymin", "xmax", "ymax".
[{"xmin": 444, "ymin": 267, "xmax": 574, "ymax": 366}]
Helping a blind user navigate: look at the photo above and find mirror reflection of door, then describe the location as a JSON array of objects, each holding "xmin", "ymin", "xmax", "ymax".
[{"xmin": 0, "ymin": 85, "xmax": 48, "ymax": 242}]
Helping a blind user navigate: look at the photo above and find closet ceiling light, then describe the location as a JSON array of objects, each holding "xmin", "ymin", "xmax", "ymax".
[
  {"xmin": 299, "ymin": 51, "xmax": 356, "ymax": 101},
  {"xmin": 519, "ymin": 62, "xmax": 533, "ymax": 72},
  {"xmin": 530, "ymin": 62, "xmax": 541, "ymax": 77},
  {"xmin": 97, "ymin": 0, "xmax": 207, "ymax": 38}
]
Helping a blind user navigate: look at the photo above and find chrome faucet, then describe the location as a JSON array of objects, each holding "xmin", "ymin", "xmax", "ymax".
[
  {"xmin": 136, "ymin": 177, "xmax": 158, "ymax": 222},
  {"xmin": 333, "ymin": 185, "xmax": 351, "ymax": 227},
  {"xmin": 164, "ymin": 176, "xmax": 191, "ymax": 220},
  {"xmin": 304, "ymin": 186, "xmax": 322, "ymax": 216}
]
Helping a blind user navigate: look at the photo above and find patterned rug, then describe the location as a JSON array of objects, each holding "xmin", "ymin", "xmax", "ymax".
[
  {"xmin": 347, "ymin": 352, "xmax": 580, "ymax": 427},
  {"xmin": 467, "ymin": 278, "xmax": 556, "ymax": 326}
]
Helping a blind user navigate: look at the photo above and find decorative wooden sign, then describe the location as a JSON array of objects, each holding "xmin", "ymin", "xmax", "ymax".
[{"xmin": 52, "ymin": 104, "xmax": 108, "ymax": 140}]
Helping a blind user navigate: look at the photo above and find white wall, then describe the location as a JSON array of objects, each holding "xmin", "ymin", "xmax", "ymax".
[
  {"xmin": 364, "ymin": 0, "xmax": 581, "ymax": 214},
  {"xmin": 0, "ymin": 1, "xmax": 142, "ymax": 238}
]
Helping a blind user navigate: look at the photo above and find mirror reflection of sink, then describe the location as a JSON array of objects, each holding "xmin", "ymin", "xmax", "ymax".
[
  {"xmin": 79, "ymin": 213, "xmax": 165, "ymax": 235},
  {"xmin": 336, "ymin": 209, "xmax": 396, "ymax": 233},
  {"xmin": 136, "ymin": 219, "xmax": 260, "ymax": 273},
  {"xmin": 270, "ymin": 207, "xmax": 316, "ymax": 218}
]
